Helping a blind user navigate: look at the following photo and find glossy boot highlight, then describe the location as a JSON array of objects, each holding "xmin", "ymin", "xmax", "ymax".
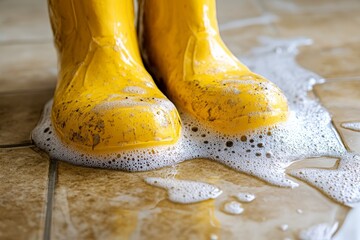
[
  {"xmin": 48, "ymin": 0, "xmax": 181, "ymax": 153},
  {"xmin": 139, "ymin": 0, "xmax": 289, "ymax": 134}
]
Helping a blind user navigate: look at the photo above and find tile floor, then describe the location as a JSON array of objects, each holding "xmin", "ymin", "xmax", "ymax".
[{"xmin": 1, "ymin": 0, "xmax": 359, "ymax": 239}]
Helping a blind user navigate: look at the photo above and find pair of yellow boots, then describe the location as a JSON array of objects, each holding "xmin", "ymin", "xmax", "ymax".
[{"xmin": 49, "ymin": 0, "xmax": 288, "ymax": 154}]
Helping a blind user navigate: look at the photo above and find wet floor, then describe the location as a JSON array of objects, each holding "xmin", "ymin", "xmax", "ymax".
[{"xmin": 1, "ymin": 0, "xmax": 360, "ymax": 239}]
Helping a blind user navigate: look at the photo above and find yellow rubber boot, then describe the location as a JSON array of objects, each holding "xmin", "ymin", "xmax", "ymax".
[
  {"xmin": 139, "ymin": 0, "xmax": 288, "ymax": 134},
  {"xmin": 48, "ymin": 0, "xmax": 181, "ymax": 153}
]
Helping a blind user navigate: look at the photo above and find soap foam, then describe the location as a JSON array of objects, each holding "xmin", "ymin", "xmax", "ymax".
[
  {"xmin": 289, "ymin": 153, "xmax": 360, "ymax": 205},
  {"xmin": 223, "ymin": 201, "xmax": 244, "ymax": 215},
  {"xmin": 341, "ymin": 122, "xmax": 360, "ymax": 132},
  {"xmin": 122, "ymin": 86, "xmax": 147, "ymax": 94},
  {"xmin": 32, "ymin": 37, "xmax": 360, "ymax": 206},
  {"xmin": 144, "ymin": 177, "xmax": 222, "ymax": 204},
  {"xmin": 235, "ymin": 192, "xmax": 256, "ymax": 203},
  {"xmin": 298, "ymin": 222, "xmax": 338, "ymax": 240},
  {"xmin": 279, "ymin": 224, "xmax": 289, "ymax": 232},
  {"xmin": 333, "ymin": 207, "xmax": 360, "ymax": 240}
]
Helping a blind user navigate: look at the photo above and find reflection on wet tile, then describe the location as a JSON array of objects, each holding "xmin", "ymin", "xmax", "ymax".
[
  {"xmin": 0, "ymin": 90, "xmax": 53, "ymax": 146},
  {"xmin": 0, "ymin": 43, "xmax": 57, "ymax": 93},
  {"xmin": 0, "ymin": 0, "xmax": 52, "ymax": 42},
  {"xmin": 52, "ymin": 159, "xmax": 347, "ymax": 240},
  {"xmin": 297, "ymin": 42, "xmax": 360, "ymax": 79},
  {"xmin": 0, "ymin": 148, "xmax": 49, "ymax": 240},
  {"xmin": 314, "ymin": 80, "xmax": 360, "ymax": 153}
]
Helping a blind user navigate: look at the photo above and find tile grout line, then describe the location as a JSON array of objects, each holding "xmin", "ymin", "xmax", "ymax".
[
  {"xmin": 0, "ymin": 38, "xmax": 53, "ymax": 46},
  {"xmin": 0, "ymin": 142, "xmax": 34, "ymax": 149},
  {"xmin": 0, "ymin": 88, "xmax": 55, "ymax": 96},
  {"xmin": 43, "ymin": 159, "xmax": 58, "ymax": 240}
]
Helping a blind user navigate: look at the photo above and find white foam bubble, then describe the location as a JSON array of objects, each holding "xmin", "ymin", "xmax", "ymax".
[
  {"xmin": 235, "ymin": 192, "xmax": 256, "ymax": 202},
  {"xmin": 210, "ymin": 234, "xmax": 219, "ymax": 240},
  {"xmin": 289, "ymin": 153, "xmax": 360, "ymax": 205},
  {"xmin": 279, "ymin": 224, "xmax": 289, "ymax": 232},
  {"xmin": 341, "ymin": 122, "xmax": 360, "ymax": 132},
  {"xmin": 223, "ymin": 201, "xmax": 244, "ymax": 215},
  {"xmin": 333, "ymin": 207, "xmax": 360, "ymax": 240},
  {"xmin": 144, "ymin": 177, "xmax": 222, "ymax": 204},
  {"xmin": 32, "ymin": 37, "xmax": 359, "ymax": 206},
  {"xmin": 122, "ymin": 86, "xmax": 147, "ymax": 94},
  {"xmin": 298, "ymin": 222, "xmax": 338, "ymax": 240}
]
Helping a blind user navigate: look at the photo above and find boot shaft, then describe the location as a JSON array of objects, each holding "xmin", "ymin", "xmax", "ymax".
[
  {"xmin": 48, "ymin": 0, "xmax": 142, "ymax": 66},
  {"xmin": 138, "ymin": 0, "xmax": 248, "ymax": 87}
]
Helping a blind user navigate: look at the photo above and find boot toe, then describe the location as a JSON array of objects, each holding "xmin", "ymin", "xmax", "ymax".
[
  {"xmin": 52, "ymin": 94, "xmax": 181, "ymax": 153},
  {"xmin": 179, "ymin": 73, "xmax": 288, "ymax": 134}
]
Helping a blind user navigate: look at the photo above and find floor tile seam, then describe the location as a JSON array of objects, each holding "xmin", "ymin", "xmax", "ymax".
[
  {"xmin": 0, "ymin": 143, "xmax": 34, "ymax": 149},
  {"xmin": 0, "ymin": 39, "xmax": 53, "ymax": 46},
  {"xmin": 43, "ymin": 159, "xmax": 57, "ymax": 240},
  {"xmin": 0, "ymin": 88, "xmax": 55, "ymax": 96}
]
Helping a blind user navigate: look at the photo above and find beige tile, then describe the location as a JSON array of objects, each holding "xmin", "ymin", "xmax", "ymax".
[
  {"xmin": 261, "ymin": 0, "xmax": 360, "ymax": 14},
  {"xmin": 52, "ymin": 159, "xmax": 347, "ymax": 240},
  {"xmin": 221, "ymin": 25, "xmax": 275, "ymax": 56},
  {"xmin": 0, "ymin": 0, "xmax": 52, "ymax": 42},
  {"xmin": 297, "ymin": 42, "xmax": 360, "ymax": 79},
  {"xmin": 0, "ymin": 90, "xmax": 53, "ymax": 146},
  {"xmin": 220, "ymin": 0, "xmax": 360, "ymax": 78},
  {"xmin": 0, "ymin": 147, "xmax": 49, "ymax": 240},
  {"xmin": 217, "ymin": 0, "xmax": 263, "ymax": 25},
  {"xmin": 260, "ymin": 1, "xmax": 360, "ymax": 49},
  {"xmin": 314, "ymin": 80, "xmax": 360, "ymax": 153},
  {"xmin": 0, "ymin": 42, "xmax": 57, "ymax": 93},
  {"xmin": 216, "ymin": 0, "xmax": 277, "ymax": 56},
  {"xmin": 259, "ymin": 0, "xmax": 360, "ymax": 80}
]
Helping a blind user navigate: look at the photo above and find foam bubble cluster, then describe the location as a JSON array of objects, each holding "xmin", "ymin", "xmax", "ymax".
[
  {"xmin": 289, "ymin": 153, "xmax": 360, "ymax": 205},
  {"xmin": 298, "ymin": 222, "xmax": 338, "ymax": 240},
  {"xmin": 144, "ymin": 177, "xmax": 222, "ymax": 204},
  {"xmin": 223, "ymin": 201, "xmax": 244, "ymax": 215},
  {"xmin": 235, "ymin": 192, "xmax": 256, "ymax": 202},
  {"xmin": 32, "ymin": 37, "xmax": 360, "ymax": 205},
  {"xmin": 341, "ymin": 122, "xmax": 360, "ymax": 132}
]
